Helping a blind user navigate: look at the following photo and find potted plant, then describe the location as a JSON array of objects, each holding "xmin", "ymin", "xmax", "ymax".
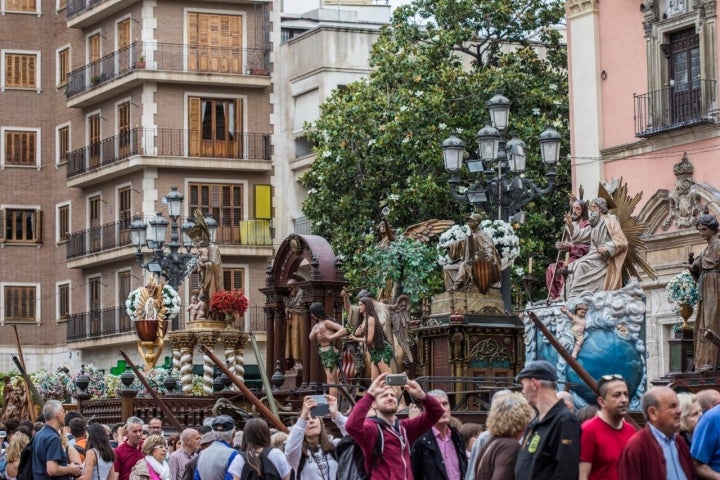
[
  {"xmin": 209, "ymin": 288, "xmax": 249, "ymax": 321},
  {"xmin": 90, "ymin": 75, "xmax": 101, "ymax": 86},
  {"xmin": 135, "ymin": 55, "xmax": 146, "ymax": 69}
]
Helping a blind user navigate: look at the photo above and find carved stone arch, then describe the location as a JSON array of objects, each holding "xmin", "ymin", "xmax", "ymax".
[
  {"xmin": 260, "ymin": 234, "xmax": 348, "ymax": 389},
  {"xmin": 638, "ymin": 182, "xmax": 720, "ymax": 236}
]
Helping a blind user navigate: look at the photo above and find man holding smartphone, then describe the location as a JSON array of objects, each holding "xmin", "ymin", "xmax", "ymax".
[{"xmin": 346, "ymin": 373, "xmax": 444, "ymax": 480}]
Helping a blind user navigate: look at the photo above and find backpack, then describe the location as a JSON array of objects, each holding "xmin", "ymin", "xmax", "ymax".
[
  {"xmin": 238, "ymin": 447, "xmax": 282, "ymax": 480},
  {"xmin": 334, "ymin": 417, "xmax": 405, "ymax": 480},
  {"xmin": 16, "ymin": 436, "xmax": 34, "ymax": 480}
]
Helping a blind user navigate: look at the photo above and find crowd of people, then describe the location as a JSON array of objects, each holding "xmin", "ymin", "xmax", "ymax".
[{"xmin": 3, "ymin": 363, "xmax": 720, "ymax": 480}]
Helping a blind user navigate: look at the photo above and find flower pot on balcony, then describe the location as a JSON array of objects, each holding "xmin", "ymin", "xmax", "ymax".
[
  {"xmin": 134, "ymin": 319, "xmax": 167, "ymax": 341},
  {"xmin": 135, "ymin": 61, "xmax": 145, "ymax": 69}
]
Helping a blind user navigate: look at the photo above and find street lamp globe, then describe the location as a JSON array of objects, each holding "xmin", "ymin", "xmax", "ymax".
[
  {"xmin": 487, "ymin": 93, "xmax": 511, "ymax": 132},
  {"xmin": 148, "ymin": 212, "xmax": 169, "ymax": 247},
  {"xmin": 164, "ymin": 187, "xmax": 184, "ymax": 218},
  {"xmin": 441, "ymin": 134, "xmax": 465, "ymax": 173},
  {"xmin": 505, "ymin": 135, "xmax": 527, "ymax": 174},
  {"xmin": 204, "ymin": 216, "xmax": 219, "ymax": 244},
  {"xmin": 476, "ymin": 124, "xmax": 500, "ymax": 163},
  {"xmin": 129, "ymin": 215, "xmax": 148, "ymax": 249},
  {"xmin": 538, "ymin": 126, "xmax": 562, "ymax": 165}
]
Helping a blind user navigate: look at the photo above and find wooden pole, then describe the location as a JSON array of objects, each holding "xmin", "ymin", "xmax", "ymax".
[
  {"xmin": 118, "ymin": 350, "xmax": 184, "ymax": 433},
  {"xmin": 527, "ymin": 311, "xmax": 640, "ymax": 429},
  {"xmin": 12, "ymin": 326, "xmax": 38, "ymax": 422},
  {"xmin": 247, "ymin": 331, "xmax": 280, "ymax": 419},
  {"xmin": 199, "ymin": 344, "xmax": 289, "ymax": 434}
]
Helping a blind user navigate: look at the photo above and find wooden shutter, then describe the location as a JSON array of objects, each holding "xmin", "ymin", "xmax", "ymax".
[
  {"xmin": 118, "ymin": 271, "xmax": 131, "ymax": 305},
  {"xmin": 5, "ymin": 54, "xmax": 36, "ymax": 88},
  {"xmin": 223, "ymin": 268, "xmax": 244, "ymax": 291},
  {"xmin": 6, "ymin": 0, "xmax": 36, "ymax": 12},
  {"xmin": 188, "ymin": 13, "xmax": 199, "ymax": 71},
  {"xmin": 59, "ymin": 283, "xmax": 70, "ymax": 319},
  {"xmin": 58, "ymin": 126, "xmax": 69, "ymax": 163},
  {"xmin": 189, "ymin": 97, "xmax": 201, "ymax": 156},
  {"xmin": 118, "ymin": 19, "xmax": 131, "ymax": 71},
  {"xmin": 59, "ymin": 49, "xmax": 69, "ymax": 86},
  {"xmin": 34, "ymin": 210, "xmax": 42, "ymax": 242}
]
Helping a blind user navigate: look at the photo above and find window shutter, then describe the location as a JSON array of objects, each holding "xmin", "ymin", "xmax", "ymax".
[
  {"xmin": 34, "ymin": 210, "xmax": 42, "ymax": 242},
  {"xmin": 189, "ymin": 97, "xmax": 201, "ymax": 155}
]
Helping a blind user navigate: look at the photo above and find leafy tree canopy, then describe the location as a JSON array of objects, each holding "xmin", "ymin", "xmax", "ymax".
[{"xmin": 301, "ymin": 0, "xmax": 570, "ymax": 304}]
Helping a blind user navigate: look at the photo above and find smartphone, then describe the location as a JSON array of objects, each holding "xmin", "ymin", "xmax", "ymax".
[
  {"xmin": 385, "ymin": 374, "xmax": 408, "ymax": 386},
  {"xmin": 309, "ymin": 394, "xmax": 329, "ymax": 417},
  {"xmin": 0, "ymin": 431, "xmax": 6, "ymax": 437}
]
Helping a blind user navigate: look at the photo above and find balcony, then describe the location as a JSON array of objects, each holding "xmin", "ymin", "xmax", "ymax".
[
  {"xmin": 66, "ymin": 42, "xmax": 270, "ymax": 107},
  {"xmin": 65, "ymin": 128, "xmax": 271, "ymax": 187},
  {"xmin": 66, "ymin": 218, "xmax": 272, "ymax": 263},
  {"xmin": 634, "ymin": 79, "xmax": 716, "ymax": 137},
  {"xmin": 67, "ymin": 0, "xmax": 140, "ymax": 28},
  {"xmin": 67, "ymin": 304, "xmax": 267, "ymax": 343}
]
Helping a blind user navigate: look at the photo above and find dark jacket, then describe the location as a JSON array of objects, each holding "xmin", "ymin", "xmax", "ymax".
[
  {"xmin": 411, "ymin": 426, "xmax": 468, "ymax": 480},
  {"xmin": 618, "ymin": 426, "xmax": 694, "ymax": 480},
  {"xmin": 514, "ymin": 400, "xmax": 581, "ymax": 480}
]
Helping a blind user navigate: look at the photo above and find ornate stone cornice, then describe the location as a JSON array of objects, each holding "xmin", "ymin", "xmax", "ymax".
[{"xmin": 567, "ymin": 0, "xmax": 599, "ymax": 18}]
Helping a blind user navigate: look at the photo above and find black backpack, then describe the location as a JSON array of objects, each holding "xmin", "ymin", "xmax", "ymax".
[
  {"xmin": 334, "ymin": 418, "xmax": 396, "ymax": 480},
  {"xmin": 238, "ymin": 447, "xmax": 282, "ymax": 480},
  {"xmin": 16, "ymin": 436, "xmax": 34, "ymax": 480}
]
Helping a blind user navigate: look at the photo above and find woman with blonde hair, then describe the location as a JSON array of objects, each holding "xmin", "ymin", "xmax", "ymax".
[
  {"xmin": 4, "ymin": 431, "xmax": 30, "ymax": 480},
  {"xmin": 474, "ymin": 392, "xmax": 534, "ymax": 480},
  {"xmin": 678, "ymin": 392, "xmax": 702, "ymax": 448},
  {"xmin": 129, "ymin": 435, "xmax": 170, "ymax": 480}
]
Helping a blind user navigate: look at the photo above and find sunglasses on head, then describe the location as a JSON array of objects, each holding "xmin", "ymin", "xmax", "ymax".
[{"xmin": 599, "ymin": 374, "xmax": 623, "ymax": 383}]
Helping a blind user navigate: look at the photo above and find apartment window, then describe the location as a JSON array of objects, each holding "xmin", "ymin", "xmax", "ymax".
[
  {"xmin": 118, "ymin": 270, "xmax": 131, "ymax": 305},
  {"xmin": 0, "ymin": 208, "xmax": 42, "ymax": 243},
  {"xmin": 189, "ymin": 183, "xmax": 243, "ymax": 243},
  {"xmin": 58, "ymin": 283, "xmax": 70, "ymax": 320},
  {"xmin": 5, "ymin": 0, "xmax": 37, "ymax": 12},
  {"xmin": 187, "ymin": 13, "xmax": 243, "ymax": 74},
  {"xmin": 3, "ymin": 285, "xmax": 37, "ymax": 323},
  {"xmin": 57, "ymin": 204, "xmax": 69, "ymax": 242},
  {"xmin": 57, "ymin": 125, "xmax": 69, "ymax": 164},
  {"xmin": 89, "ymin": 114, "xmax": 101, "ymax": 168},
  {"xmin": 3, "ymin": 129, "xmax": 38, "ymax": 166},
  {"xmin": 223, "ymin": 268, "xmax": 245, "ymax": 291},
  {"xmin": 188, "ymin": 97, "xmax": 243, "ymax": 158},
  {"xmin": 58, "ymin": 47, "xmax": 69, "ymax": 86},
  {"xmin": 118, "ymin": 187, "xmax": 131, "ymax": 243},
  {"xmin": 3, "ymin": 52, "xmax": 38, "ymax": 89}
]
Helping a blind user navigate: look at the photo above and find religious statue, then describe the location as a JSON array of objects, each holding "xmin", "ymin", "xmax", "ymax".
[
  {"xmin": 187, "ymin": 291, "xmax": 206, "ymax": 322},
  {"xmin": 1, "ymin": 378, "xmax": 29, "ymax": 421},
  {"xmin": 564, "ymin": 197, "xmax": 628, "ymax": 298},
  {"xmin": 308, "ymin": 302, "xmax": 347, "ymax": 397},
  {"xmin": 662, "ymin": 154, "xmax": 702, "ymax": 231},
  {"xmin": 560, "ymin": 303, "xmax": 588, "ymax": 358},
  {"xmin": 689, "ymin": 210, "xmax": 720, "ymax": 372},
  {"xmin": 187, "ymin": 210, "xmax": 224, "ymax": 309},
  {"xmin": 546, "ymin": 198, "xmax": 591, "ymax": 301},
  {"xmin": 442, "ymin": 213, "xmax": 501, "ymax": 293},
  {"xmin": 285, "ymin": 278, "xmax": 305, "ymax": 370}
]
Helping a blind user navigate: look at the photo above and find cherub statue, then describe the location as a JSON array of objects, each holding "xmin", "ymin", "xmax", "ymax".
[
  {"xmin": 187, "ymin": 291, "xmax": 206, "ymax": 322},
  {"xmin": 560, "ymin": 303, "xmax": 588, "ymax": 358}
]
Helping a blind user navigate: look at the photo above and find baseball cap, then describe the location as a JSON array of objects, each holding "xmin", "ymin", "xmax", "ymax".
[
  {"xmin": 200, "ymin": 432, "xmax": 214, "ymax": 445},
  {"xmin": 515, "ymin": 360, "xmax": 558, "ymax": 382},
  {"xmin": 211, "ymin": 415, "xmax": 236, "ymax": 432}
]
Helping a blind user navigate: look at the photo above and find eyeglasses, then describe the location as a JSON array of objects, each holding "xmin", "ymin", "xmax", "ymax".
[
  {"xmin": 600, "ymin": 374, "xmax": 623, "ymax": 382},
  {"xmin": 153, "ymin": 445, "xmax": 168, "ymax": 450}
]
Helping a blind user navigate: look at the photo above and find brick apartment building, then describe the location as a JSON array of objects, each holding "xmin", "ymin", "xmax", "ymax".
[{"xmin": 0, "ymin": 0, "xmax": 278, "ymax": 373}]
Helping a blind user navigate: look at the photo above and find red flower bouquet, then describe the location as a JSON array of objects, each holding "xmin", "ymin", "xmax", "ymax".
[{"xmin": 209, "ymin": 289, "xmax": 249, "ymax": 316}]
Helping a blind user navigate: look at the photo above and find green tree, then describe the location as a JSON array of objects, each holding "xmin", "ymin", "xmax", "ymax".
[{"xmin": 301, "ymin": 0, "xmax": 569, "ymax": 303}]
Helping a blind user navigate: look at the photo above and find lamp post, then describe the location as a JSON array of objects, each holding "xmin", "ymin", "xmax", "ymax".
[
  {"xmin": 441, "ymin": 93, "xmax": 561, "ymax": 223},
  {"xmin": 441, "ymin": 94, "xmax": 562, "ymax": 310},
  {"xmin": 129, "ymin": 187, "xmax": 217, "ymax": 291}
]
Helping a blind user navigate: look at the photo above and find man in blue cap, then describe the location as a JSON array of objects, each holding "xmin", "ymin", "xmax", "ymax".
[
  {"xmin": 514, "ymin": 360, "xmax": 580, "ymax": 480},
  {"xmin": 194, "ymin": 416, "xmax": 238, "ymax": 480}
]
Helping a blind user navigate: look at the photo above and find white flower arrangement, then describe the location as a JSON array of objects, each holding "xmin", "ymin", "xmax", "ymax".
[
  {"xmin": 479, "ymin": 219, "xmax": 520, "ymax": 270},
  {"xmin": 665, "ymin": 271, "xmax": 699, "ymax": 313},
  {"xmin": 126, "ymin": 282, "xmax": 181, "ymax": 321},
  {"xmin": 437, "ymin": 224, "xmax": 471, "ymax": 266}
]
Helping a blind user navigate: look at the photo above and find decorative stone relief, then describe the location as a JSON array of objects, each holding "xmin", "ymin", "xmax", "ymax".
[{"xmin": 662, "ymin": 154, "xmax": 702, "ymax": 230}]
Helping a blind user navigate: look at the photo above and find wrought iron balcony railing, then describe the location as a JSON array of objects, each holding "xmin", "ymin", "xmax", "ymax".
[
  {"xmin": 66, "ymin": 41, "xmax": 270, "ymax": 97},
  {"xmin": 66, "ymin": 128, "xmax": 271, "ymax": 178},
  {"xmin": 634, "ymin": 79, "xmax": 716, "ymax": 137},
  {"xmin": 67, "ymin": 0, "xmax": 109, "ymax": 17},
  {"xmin": 66, "ymin": 218, "xmax": 272, "ymax": 259},
  {"xmin": 67, "ymin": 305, "xmax": 267, "ymax": 342}
]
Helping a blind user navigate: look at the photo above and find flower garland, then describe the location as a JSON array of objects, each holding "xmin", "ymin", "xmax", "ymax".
[
  {"xmin": 480, "ymin": 219, "xmax": 520, "ymax": 270},
  {"xmin": 126, "ymin": 283, "xmax": 181, "ymax": 320},
  {"xmin": 665, "ymin": 271, "xmax": 699, "ymax": 313},
  {"xmin": 436, "ymin": 224, "xmax": 471, "ymax": 266},
  {"xmin": 209, "ymin": 289, "xmax": 249, "ymax": 315},
  {"xmin": 31, "ymin": 368, "xmax": 72, "ymax": 400}
]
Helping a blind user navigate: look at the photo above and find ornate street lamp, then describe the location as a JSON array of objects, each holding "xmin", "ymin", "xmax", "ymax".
[
  {"xmin": 441, "ymin": 94, "xmax": 561, "ymax": 223},
  {"xmin": 129, "ymin": 187, "xmax": 217, "ymax": 291}
]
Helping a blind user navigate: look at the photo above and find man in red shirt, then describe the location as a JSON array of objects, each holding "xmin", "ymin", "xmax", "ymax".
[
  {"xmin": 579, "ymin": 375, "xmax": 636, "ymax": 480},
  {"xmin": 114, "ymin": 417, "xmax": 145, "ymax": 480}
]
